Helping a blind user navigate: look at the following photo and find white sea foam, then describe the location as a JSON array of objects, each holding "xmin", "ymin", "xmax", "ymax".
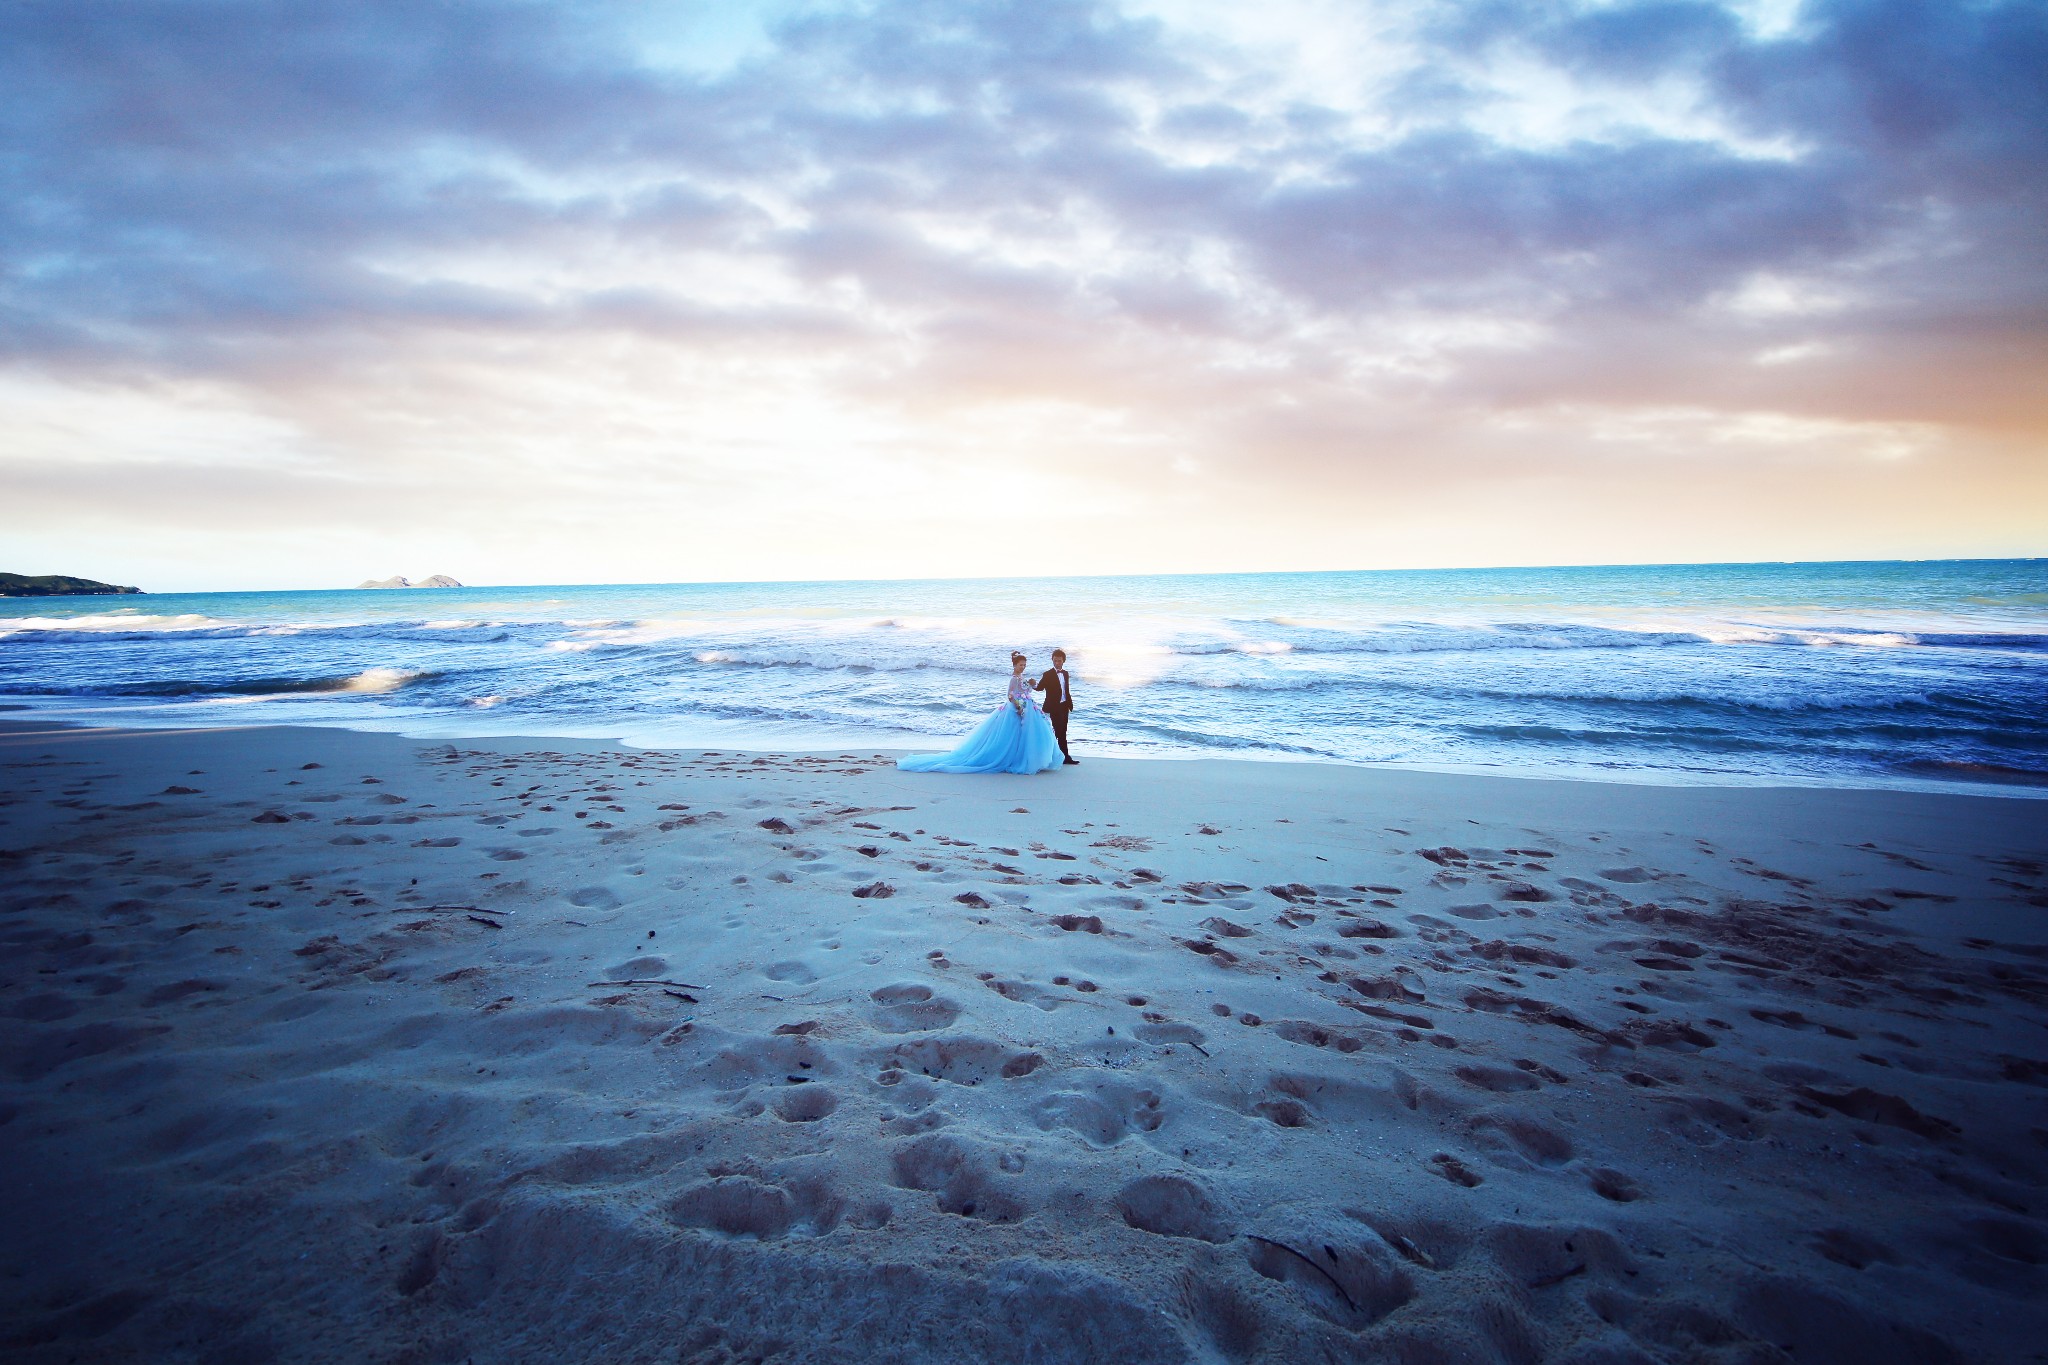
[
  {"xmin": 339, "ymin": 668, "xmax": 421, "ymax": 694},
  {"xmin": 1789, "ymin": 630, "xmax": 1917, "ymax": 648},
  {"xmin": 0, "ymin": 612, "xmax": 227, "ymax": 637},
  {"xmin": 1693, "ymin": 626, "xmax": 1784, "ymax": 645}
]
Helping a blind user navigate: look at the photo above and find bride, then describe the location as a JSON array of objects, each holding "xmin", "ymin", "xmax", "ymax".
[{"xmin": 899, "ymin": 652, "xmax": 1066, "ymax": 775}]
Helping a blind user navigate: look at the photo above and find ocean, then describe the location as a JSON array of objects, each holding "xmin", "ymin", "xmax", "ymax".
[{"xmin": 3, "ymin": 560, "xmax": 2045, "ymax": 791}]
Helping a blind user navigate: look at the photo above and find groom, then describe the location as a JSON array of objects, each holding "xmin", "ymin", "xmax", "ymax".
[{"xmin": 1033, "ymin": 649, "xmax": 1079, "ymax": 765}]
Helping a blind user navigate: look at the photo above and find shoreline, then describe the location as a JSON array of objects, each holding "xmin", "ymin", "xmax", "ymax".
[
  {"xmin": 6, "ymin": 705, "xmax": 2045, "ymax": 801},
  {"xmin": 6, "ymin": 557, "xmax": 2043, "ymax": 801},
  {"xmin": 3, "ymin": 716, "xmax": 2044, "ymax": 1362}
]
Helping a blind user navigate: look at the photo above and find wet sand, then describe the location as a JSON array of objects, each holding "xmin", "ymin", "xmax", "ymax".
[{"xmin": 2, "ymin": 718, "xmax": 2044, "ymax": 1363}]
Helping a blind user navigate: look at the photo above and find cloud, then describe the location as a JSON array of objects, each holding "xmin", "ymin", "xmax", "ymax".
[{"xmin": 0, "ymin": 0, "xmax": 2042, "ymax": 586}]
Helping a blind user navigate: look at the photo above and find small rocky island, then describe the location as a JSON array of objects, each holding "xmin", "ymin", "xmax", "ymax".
[
  {"xmin": 354, "ymin": 574, "xmax": 463, "ymax": 589},
  {"xmin": 0, "ymin": 573, "xmax": 143, "ymax": 597}
]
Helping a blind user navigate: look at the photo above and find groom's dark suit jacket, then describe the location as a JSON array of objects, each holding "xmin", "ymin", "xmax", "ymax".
[{"xmin": 1034, "ymin": 668, "xmax": 1074, "ymax": 713}]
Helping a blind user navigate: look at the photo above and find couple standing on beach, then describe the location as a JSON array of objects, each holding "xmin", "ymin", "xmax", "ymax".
[{"xmin": 898, "ymin": 650, "xmax": 1078, "ymax": 775}]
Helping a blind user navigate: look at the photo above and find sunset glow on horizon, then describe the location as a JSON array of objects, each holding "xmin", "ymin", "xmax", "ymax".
[{"xmin": 3, "ymin": 0, "xmax": 2043, "ymax": 592}]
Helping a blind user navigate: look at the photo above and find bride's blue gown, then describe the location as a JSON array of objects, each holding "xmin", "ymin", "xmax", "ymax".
[{"xmin": 899, "ymin": 672, "xmax": 1065, "ymax": 774}]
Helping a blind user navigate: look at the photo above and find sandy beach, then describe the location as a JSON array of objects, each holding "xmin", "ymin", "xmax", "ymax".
[{"xmin": 2, "ymin": 717, "xmax": 2044, "ymax": 1363}]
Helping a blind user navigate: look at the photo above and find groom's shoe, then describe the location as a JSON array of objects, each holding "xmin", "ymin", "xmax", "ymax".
[{"xmin": 1063, "ymin": 756, "xmax": 1080, "ymax": 765}]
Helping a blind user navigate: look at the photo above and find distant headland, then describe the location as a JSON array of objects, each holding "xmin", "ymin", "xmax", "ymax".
[
  {"xmin": 0, "ymin": 572, "xmax": 143, "ymax": 597},
  {"xmin": 354, "ymin": 575, "xmax": 463, "ymax": 589}
]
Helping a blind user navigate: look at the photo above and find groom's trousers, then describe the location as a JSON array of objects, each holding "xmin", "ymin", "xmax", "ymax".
[{"xmin": 1046, "ymin": 705, "xmax": 1072, "ymax": 759}]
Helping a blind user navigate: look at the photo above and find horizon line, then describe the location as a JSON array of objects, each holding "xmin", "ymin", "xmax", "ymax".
[{"xmin": 33, "ymin": 553, "xmax": 2048, "ymax": 598}]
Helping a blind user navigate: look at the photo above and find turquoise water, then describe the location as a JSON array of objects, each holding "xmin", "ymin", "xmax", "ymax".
[{"xmin": 3, "ymin": 559, "xmax": 2045, "ymax": 789}]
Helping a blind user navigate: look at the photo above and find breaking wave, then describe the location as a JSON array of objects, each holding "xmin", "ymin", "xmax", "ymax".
[{"xmin": 0, "ymin": 667, "xmax": 435, "ymax": 698}]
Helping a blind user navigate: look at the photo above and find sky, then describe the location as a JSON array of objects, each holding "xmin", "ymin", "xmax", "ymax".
[{"xmin": 1, "ymin": 0, "xmax": 2044, "ymax": 592}]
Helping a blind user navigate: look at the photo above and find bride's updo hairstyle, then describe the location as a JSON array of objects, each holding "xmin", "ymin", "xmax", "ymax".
[{"xmin": 1010, "ymin": 652, "xmax": 1026, "ymax": 664}]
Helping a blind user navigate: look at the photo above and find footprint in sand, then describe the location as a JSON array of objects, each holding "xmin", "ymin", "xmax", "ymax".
[
  {"xmin": 1255, "ymin": 1095, "xmax": 1312, "ymax": 1127},
  {"xmin": 890, "ymin": 1134, "xmax": 1028, "ymax": 1222},
  {"xmin": 1200, "ymin": 917, "xmax": 1254, "ymax": 938},
  {"xmin": 1429, "ymin": 1152, "xmax": 1483, "ymax": 1187},
  {"xmin": 769, "ymin": 1086, "xmax": 840, "ymax": 1122},
  {"xmin": 1133, "ymin": 1021, "xmax": 1205, "ymax": 1047},
  {"xmin": 699, "ymin": 1034, "xmax": 832, "ymax": 1089},
  {"xmin": 1177, "ymin": 938, "xmax": 1242, "ymax": 968},
  {"xmin": 1244, "ymin": 1210, "xmax": 1415, "ymax": 1327},
  {"xmin": 665, "ymin": 1175, "xmax": 843, "ymax": 1239},
  {"xmin": 1447, "ymin": 903, "xmax": 1504, "ymax": 920},
  {"xmin": 1268, "ymin": 1020, "xmax": 1368, "ymax": 1053},
  {"xmin": 1455, "ymin": 1064, "xmax": 1542, "ymax": 1094},
  {"xmin": 1589, "ymin": 1167, "xmax": 1645, "ymax": 1202},
  {"xmin": 1481, "ymin": 1222, "xmax": 1636, "ymax": 1295},
  {"xmin": 1470, "ymin": 1113, "xmax": 1575, "ymax": 1169},
  {"xmin": 875, "ymin": 1036, "xmax": 1042, "ymax": 1085},
  {"xmin": 1032, "ymin": 1081, "xmax": 1165, "ymax": 1147},
  {"xmin": 1348, "ymin": 972, "xmax": 1425, "ymax": 1004},
  {"xmin": 980, "ymin": 976, "xmax": 1066, "ymax": 1011},
  {"xmin": 1333, "ymin": 918, "xmax": 1400, "ymax": 940},
  {"xmin": 868, "ymin": 984, "xmax": 962, "ymax": 1033},
  {"xmin": 1115, "ymin": 1175, "xmax": 1234, "ymax": 1242},
  {"xmin": 1663, "ymin": 1094, "xmax": 1766, "ymax": 1144}
]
